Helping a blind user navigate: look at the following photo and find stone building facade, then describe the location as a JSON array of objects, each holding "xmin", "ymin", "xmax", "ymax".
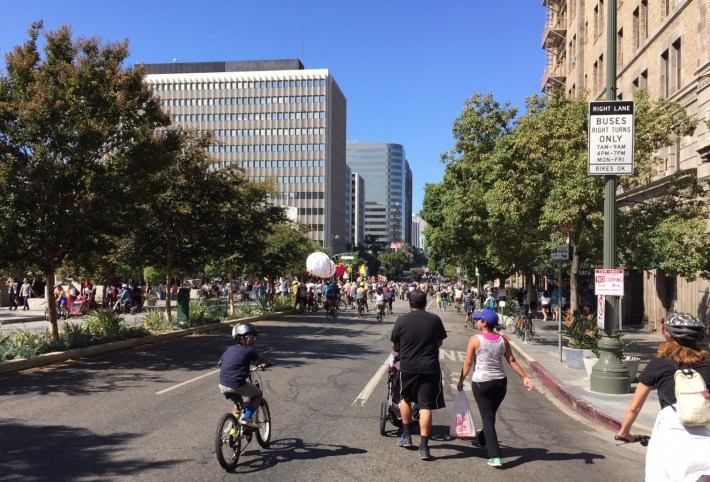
[{"xmin": 542, "ymin": 0, "xmax": 710, "ymax": 324}]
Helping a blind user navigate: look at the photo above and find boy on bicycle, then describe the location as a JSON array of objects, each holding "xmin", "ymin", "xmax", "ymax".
[{"xmin": 218, "ymin": 322, "xmax": 273, "ymax": 428}]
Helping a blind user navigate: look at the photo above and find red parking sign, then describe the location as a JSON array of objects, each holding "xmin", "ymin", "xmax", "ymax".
[{"xmin": 594, "ymin": 269, "xmax": 624, "ymax": 296}]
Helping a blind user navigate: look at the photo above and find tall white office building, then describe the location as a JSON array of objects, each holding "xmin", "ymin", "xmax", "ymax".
[{"xmin": 144, "ymin": 60, "xmax": 348, "ymax": 252}]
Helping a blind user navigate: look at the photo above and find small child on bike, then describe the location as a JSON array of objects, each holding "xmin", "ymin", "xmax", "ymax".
[{"xmin": 218, "ymin": 322, "xmax": 273, "ymax": 428}]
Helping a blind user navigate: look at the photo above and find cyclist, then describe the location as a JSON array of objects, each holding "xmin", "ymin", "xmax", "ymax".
[
  {"xmin": 356, "ymin": 282, "xmax": 367, "ymax": 315},
  {"xmin": 375, "ymin": 287, "xmax": 386, "ymax": 318},
  {"xmin": 325, "ymin": 282, "xmax": 340, "ymax": 313},
  {"xmin": 218, "ymin": 322, "xmax": 273, "ymax": 428},
  {"xmin": 454, "ymin": 287, "xmax": 463, "ymax": 312},
  {"xmin": 385, "ymin": 285, "xmax": 395, "ymax": 314},
  {"xmin": 114, "ymin": 283, "xmax": 132, "ymax": 312},
  {"xmin": 54, "ymin": 283, "xmax": 68, "ymax": 312}
]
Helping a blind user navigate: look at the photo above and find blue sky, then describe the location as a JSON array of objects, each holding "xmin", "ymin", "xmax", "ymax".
[{"xmin": 1, "ymin": 0, "xmax": 546, "ymax": 212}]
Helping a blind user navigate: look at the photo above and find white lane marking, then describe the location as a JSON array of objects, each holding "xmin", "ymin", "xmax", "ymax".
[
  {"xmin": 352, "ymin": 356, "xmax": 390, "ymax": 406},
  {"xmin": 155, "ymin": 349, "xmax": 274, "ymax": 395},
  {"xmin": 156, "ymin": 369, "xmax": 220, "ymax": 395}
]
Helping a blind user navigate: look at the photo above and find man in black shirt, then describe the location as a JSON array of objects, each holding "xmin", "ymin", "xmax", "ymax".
[{"xmin": 390, "ymin": 289, "xmax": 447, "ymax": 461}]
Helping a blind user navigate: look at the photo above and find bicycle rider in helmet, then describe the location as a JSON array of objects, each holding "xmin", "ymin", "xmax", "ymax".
[{"xmin": 218, "ymin": 322, "xmax": 273, "ymax": 428}]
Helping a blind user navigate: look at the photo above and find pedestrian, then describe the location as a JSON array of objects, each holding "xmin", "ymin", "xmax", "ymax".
[
  {"xmin": 539, "ymin": 290, "xmax": 551, "ymax": 321},
  {"xmin": 19, "ymin": 277, "xmax": 33, "ymax": 311},
  {"xmin": 6, "ymin": 277, "xmax": 18, "ymax": 310},
  {"xmin": 617, "ymin": 312, "xmax": 710, "ymax": 481},
  {"xmin": 456, "ymin": 308, "xmax": 534, "ymax": 468},
  {"xmin": 390, "ymin": 289, "xmax": 447, "ymax": 461}
]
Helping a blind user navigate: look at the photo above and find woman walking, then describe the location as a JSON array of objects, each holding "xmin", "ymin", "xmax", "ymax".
[
  {"xmin": 6, "ymin": 277, "xmax": 18, "ymax": 310},
  {"xmin": 617, "ymin": 312, "xmax": 710, "ymax": 481},
  {"xmin": 457, "ymin": 308, "xmax": 534, "ymax": 468}
]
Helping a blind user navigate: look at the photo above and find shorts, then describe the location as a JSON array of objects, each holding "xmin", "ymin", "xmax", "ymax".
[
  {"xmin": 219, "ymin": 381, "xmax": 262, "ymax": 399},
  {"xmin": 398, "ymin": 371, "xmax": 446, "ymax": 410}
]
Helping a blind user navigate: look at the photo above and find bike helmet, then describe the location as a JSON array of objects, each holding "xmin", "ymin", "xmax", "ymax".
[
  {"xmin": 232, "ymin": 322, "xmax": 258, "ymax": 340},
  {"xmin": 664, "ymin": 312, "xmax": 706, "ymax": 347},
  {"xmin": 121, "ymin": 283, "xmax": 128, "ymax": 289}
]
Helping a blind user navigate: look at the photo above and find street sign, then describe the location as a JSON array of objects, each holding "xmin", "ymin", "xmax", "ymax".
[
  {"xmin": 588, "ymin": 101, "xmax": 634, "ymax": 176},
  {"xmin": 597, "ymin": 295, "xmax": 605, "ymax": 329},
  {"xmin": 551, "ymin": 243, "xmax": 570, "ymax": 261},
  {"xmin": 594, "ymin": 269, "xmax": 624, "ymax": 296}
]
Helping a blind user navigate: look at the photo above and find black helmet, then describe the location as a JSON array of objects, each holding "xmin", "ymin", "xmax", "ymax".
[
  {"xmin": 664, "ymin": 312, "xmax": 706, "ymax": 347},
  {"xmin": 232, "ymin": 322, "xmax": 258, "ymax": 340}
]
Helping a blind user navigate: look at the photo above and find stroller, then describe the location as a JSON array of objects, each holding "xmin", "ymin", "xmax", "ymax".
[{"xmin": 379, "ymin": 353, "xmax": 420, "ymax": 436}]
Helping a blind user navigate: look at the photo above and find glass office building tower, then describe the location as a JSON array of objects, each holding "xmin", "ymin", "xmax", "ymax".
[
  {"xmin": 144, "ymin": 59, "xmax": 348, "ymax": 252},
  {"xmin": 346, "ymin": 142, "xmax": 412, "ymax": 246}
]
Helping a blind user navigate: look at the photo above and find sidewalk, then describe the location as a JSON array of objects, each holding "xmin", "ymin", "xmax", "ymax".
[{"xmin": 507, "ymin": 317, "xmax": 663, "ymax": 434}]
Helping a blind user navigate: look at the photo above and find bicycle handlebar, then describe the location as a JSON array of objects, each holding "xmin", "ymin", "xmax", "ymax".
[{"xmin": 614, "ymin": 435, "xmax": 650, "ymax": 446}]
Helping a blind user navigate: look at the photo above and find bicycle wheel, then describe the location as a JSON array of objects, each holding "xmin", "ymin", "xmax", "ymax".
[
  {"xmin": 215, "ymin": 413, "xmax": 241, "ymax": 472},
  {"xmin": 506, "ymin": 317, "xmax": 517, "ymax": 334},
  {"xmin": 337, "ymin": 299, "xmax": 346, "ymax": 311},
  {"xmin": 255, "ymin": 399, "xmax": 271, "ymax": 448},
  {"xmin": 325, "ymin": 306, "xmax": 332, "ymax": 321},
  {"xmin": 379, "ymin": 401, "xmax": 387, "ymax": 436}
]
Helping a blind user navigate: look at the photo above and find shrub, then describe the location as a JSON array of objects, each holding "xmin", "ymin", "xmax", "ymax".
[
  {"xmin": 560, "ymin": 311, "xmax": 602, "ymax": 355},
  {"xmin": 189, "ymin": 302, "xmax": 220, "ymax": 326},
  {"xmin": 143, "ymin": 310, "xmax": 173, "ymax": 331},
  {"xmin": 270, "ymin": 294, "xmax": 294, "ymax": 312},
  {"xmin": 235, "ymin": 303, "xmax": 255, "ymax": 319},
  {"xmin": 60, "ymin": 321, "xmax": 92, "ymax": 348},
  {"xmin": 85, "ymin": 309, "xmax": 125, "ymax": 341}
]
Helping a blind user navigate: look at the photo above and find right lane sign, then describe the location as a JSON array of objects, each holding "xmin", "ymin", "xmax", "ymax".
[{"xmin": 588, "ymin": 101, "xmax": 634, "ymax": 176}]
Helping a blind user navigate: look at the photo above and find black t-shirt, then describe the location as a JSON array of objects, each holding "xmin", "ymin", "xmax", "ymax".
[
  {"xmin": 219, "ymin": 344, "xmax": 259, "ymax": 388},
  {"xmin": 638, "ymin": 357, "xmax": 710, "ymax": 408},
  {"xmin": 390, "ymin": 309, "xmax": 447, "ymax": 374}
]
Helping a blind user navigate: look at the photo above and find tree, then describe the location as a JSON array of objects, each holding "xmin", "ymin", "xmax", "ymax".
[
  {"xmin": 378, "ymin": 250, "xmax": 410, "ymax": 279},
  {"xmin": 0, "ymin": 23, "xmax": 168, "ymax": 339}
]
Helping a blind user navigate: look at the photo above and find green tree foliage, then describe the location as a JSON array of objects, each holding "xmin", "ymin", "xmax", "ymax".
[
  {"xmin": 423, "ymin": 89, "xmax": 706, "ymax": 311},
  {"xmin": 378, "ymin": 250, "xmax": 411, "ymax": 279},
  {"xmin": 0, "ymin": 22, "xmax": 168, "ymax": 338}
]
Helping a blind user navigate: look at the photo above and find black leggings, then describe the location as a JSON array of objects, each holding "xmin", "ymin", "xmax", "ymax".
[{"xmin": 471, "ymin": 377, "xmax": 507, "ymax": 459}]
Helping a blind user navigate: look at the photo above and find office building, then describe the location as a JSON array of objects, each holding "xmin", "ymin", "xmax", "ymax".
[
  {"xmin": 411, "ymin": 213, "xmax": 427, "ymax": 251},
  {"xmin": 346, "ymin": 142, "xmax": 412, "ymax": 246},
  {"xmin": 541, "ymin": 0, "xmax": 710, "ymax": 322},
  {"xmin": 144, "ymin": 59, "xmax": 348, "ymax": 252},
  {"xmin": 351, "ymin": 172, "xmax": 366, "ymax": 247}
]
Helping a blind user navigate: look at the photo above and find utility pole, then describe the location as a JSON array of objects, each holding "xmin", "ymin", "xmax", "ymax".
[{"xmin": 590, "ymin": 0, "xmax": 631, "ymax": 394}]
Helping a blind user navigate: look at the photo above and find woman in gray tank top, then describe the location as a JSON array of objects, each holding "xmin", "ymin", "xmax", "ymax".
[{"xmin": 456, "ymin": 308, "xmax": 534, "ymax": 468}]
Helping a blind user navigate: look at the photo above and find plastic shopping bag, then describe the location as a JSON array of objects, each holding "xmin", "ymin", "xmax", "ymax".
[{"xmin": 450, "ymin": 390, "xmax": 476, "ymax": 438}]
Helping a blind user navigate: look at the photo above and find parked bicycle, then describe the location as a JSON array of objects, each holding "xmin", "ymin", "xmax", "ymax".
[
  {"xmin": 514, "ymin": 308, "xmax": 535, "ymax": 343},
  {"xmin": 215, "ymin": 365, "xmax": 272, "ymax": 472}
]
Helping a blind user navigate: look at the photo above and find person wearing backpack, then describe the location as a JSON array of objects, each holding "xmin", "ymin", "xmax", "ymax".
[{"xmin": 617, "ymin": 312, "xmax": 710, "ymax": 481}]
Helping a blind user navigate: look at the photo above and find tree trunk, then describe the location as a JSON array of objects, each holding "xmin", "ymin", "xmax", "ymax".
[
  {"xmin": 165, "ymin": 255, "xmax": 173, "ymax": 323},
  {"xmin": 46, "ymin": 272, "xmax": 58, "ymax": 341},
  {"xmin": 570, "ymin": 248, "xmax": 581, "ymax": 313},
  {"xmin": 228, "ymin": 260, "xmax": 235, "ymax": 316}
]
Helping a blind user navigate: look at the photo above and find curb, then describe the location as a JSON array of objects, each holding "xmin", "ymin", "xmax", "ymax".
[
  {"xmin": 0, "ymin": 310, "xmax": 297, "ymax": 376},
  {"xmin": 506, "ymin": 336, "xmax": 622, "ymax": 432}
]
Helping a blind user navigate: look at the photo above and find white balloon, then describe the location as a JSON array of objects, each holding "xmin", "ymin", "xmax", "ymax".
[{"xmin": 306, "ymin": 252, "xmax": 334, "ymax": 278}]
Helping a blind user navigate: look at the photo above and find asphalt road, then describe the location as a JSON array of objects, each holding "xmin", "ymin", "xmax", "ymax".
[{"xmin": 0, "ymin": 300, "xmax": 647, "ymax": 481}]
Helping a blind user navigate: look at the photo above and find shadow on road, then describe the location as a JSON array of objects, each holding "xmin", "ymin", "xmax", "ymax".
[
  {"xmin": 0, "ymin": 419, "xmax": 183, "ymax": 480},
  {"xmin": 227, "ymin": 437, "xmax": 368, "ymax": 474}
]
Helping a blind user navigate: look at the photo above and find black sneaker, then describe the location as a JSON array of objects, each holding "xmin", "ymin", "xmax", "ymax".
[{"xmin": 419, "ymin": 447, "xmax": 432, "ymax": 460}]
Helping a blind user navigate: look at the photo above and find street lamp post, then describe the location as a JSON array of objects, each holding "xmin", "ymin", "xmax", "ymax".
[{"xmin": 590, "ymin": 0, "xmax": 631, "ymax": 394}]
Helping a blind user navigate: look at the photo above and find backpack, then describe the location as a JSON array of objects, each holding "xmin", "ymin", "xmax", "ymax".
[{"xmin": 673, "ymin": 366, "xmax": 710, "ymax": 426}]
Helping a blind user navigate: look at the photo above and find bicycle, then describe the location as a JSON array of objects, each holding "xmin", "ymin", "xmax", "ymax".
[
  {"xmin": 454, "ymin": 299, "xmax": 462, "ymax": 314},
  {"xmin": 325, "ymin": 299, "xmax": 338, "ymax": 321},
  {"xmin": 514, "ymin": 309, "xmax": 535, "ymax": 343},
  {"xmin": 375, "ymin": 304, "xmax": 384, "ymax": 324},
  {"xmin": 215, "ymin": 365, "xmax": 272, "ymax": 472},
  {"xmin": 356, "ymin": 298, "xmax": 366, "ymax": 318}
]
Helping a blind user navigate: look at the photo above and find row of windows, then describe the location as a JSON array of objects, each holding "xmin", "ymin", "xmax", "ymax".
[
  {"xmin": 243, "ymin": 160, "xmax": 325, "ymax": 168},
  {"xmin": 299, "ymin": 208, "xmax": 324, "ymax": 215},
  {"xmin": 274, "ymin": 191, "xmax": 325, "ymax": 200},
  {"xmin": 209, "ymin": 128, "xmax": 325, "ymax": 138},
  {"xmin": 154, "ymin": 79, "xmax": 326, "ymax": 91},
  {"xmin": 164, "ymin": 96, "xmax": 326, "ymax": 107},
  {"xmin": 173, "ymin": 111, "xmax": 326, "ymax": 123},
  {"xmin": 208, "ymin": 144, "xmax": 326, "ymax": 153},
  {"xmin": 250, "ymin": 176, "xmax": 325, "ymax": 184},
  {"xmin": 308, "ymin": 224, "xmax": 325, "ymax": 232}
]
